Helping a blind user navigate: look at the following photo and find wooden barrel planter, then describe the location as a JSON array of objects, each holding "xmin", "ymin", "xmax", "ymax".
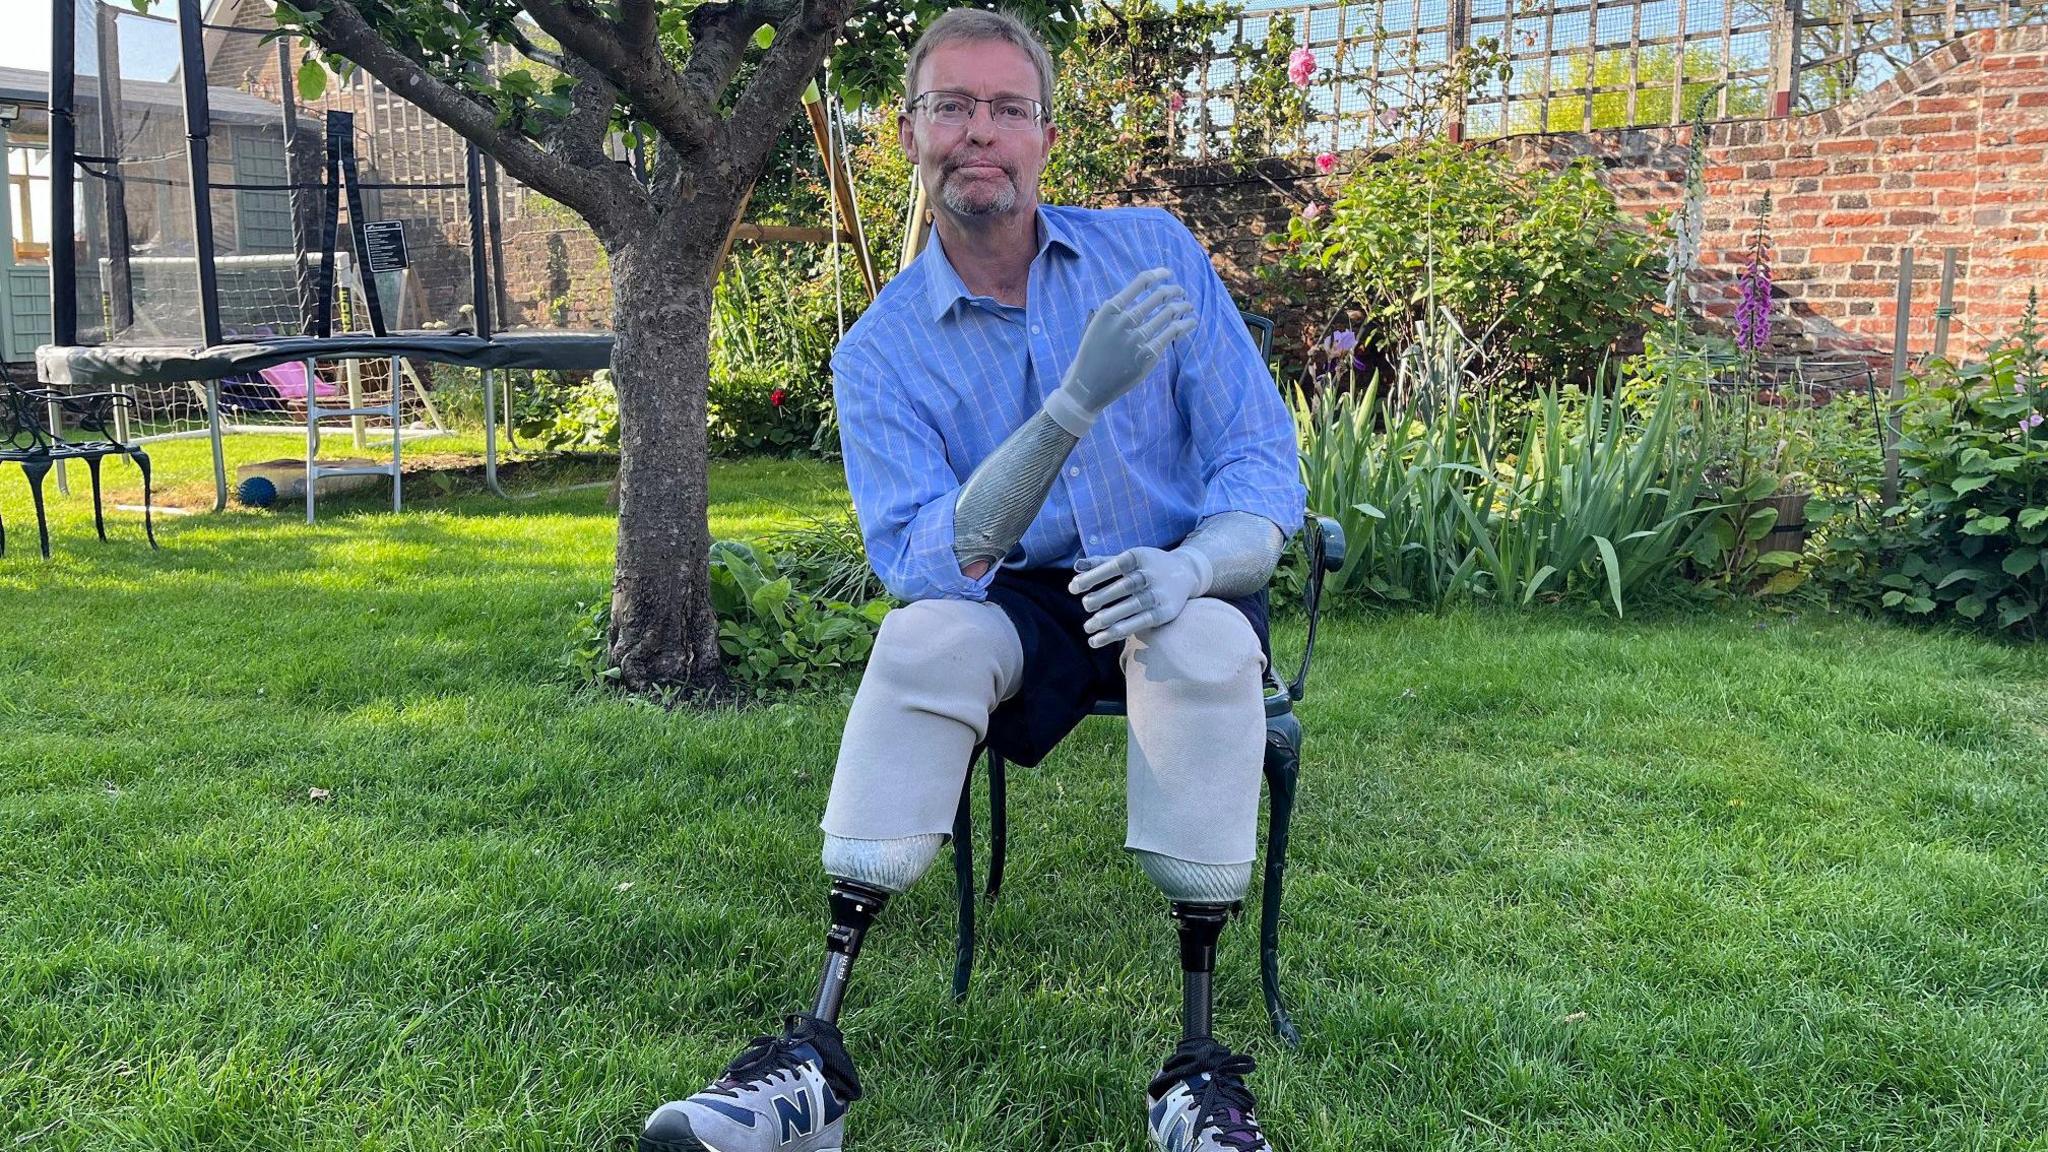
[{"xmin": 1757, "ymin": 490, "xmax": 1810, "ymax": 555}]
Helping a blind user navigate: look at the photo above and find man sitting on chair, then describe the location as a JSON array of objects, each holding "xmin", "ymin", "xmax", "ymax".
[{"xmin": 640, "ymin": 7, "xmax": 1305, "ymax": 1150}]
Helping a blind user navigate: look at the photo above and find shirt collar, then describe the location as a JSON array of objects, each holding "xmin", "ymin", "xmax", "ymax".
[{"xmin": 923, "ymin": 205, "xmax": 1082, "ymax": 322}]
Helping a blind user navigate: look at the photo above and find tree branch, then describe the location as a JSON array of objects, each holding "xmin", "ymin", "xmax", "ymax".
[
  {"xmin": 546, "ymin": 56, "xmax": 618, "ymax": 171},
  {"xmin": 504, "ymin": 23, "xmax": 570, "ymax": 72},
  {"xmin": 305, "ymin": 0, "xmax": 650, "ymax": 240},
  {"xmin": 726, "ymin": 0, "xmax": 851, "ymax": 181},
  {"xmin": 676, "ymin": 1, "xmax": 760, "ymax": 134},
  {"xmin": 518, "ymin": 0, "xmax": 716, "ymax": 153},
  {"xmin": 621, "ymin": 0, "xmax": 657, "ymax": 44}
]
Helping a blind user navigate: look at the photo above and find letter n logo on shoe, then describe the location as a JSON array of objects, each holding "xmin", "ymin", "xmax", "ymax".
[{"xmin": 774, "ymin": 1090, "xmax": 816, "ymax": 1143}]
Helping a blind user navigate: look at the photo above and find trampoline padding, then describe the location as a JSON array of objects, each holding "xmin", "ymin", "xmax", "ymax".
[{"xmin": 36, "ymin": 331, "xmax": 615, "ymax": 387}]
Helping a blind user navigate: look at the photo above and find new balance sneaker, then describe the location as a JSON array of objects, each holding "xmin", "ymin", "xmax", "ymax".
[
  {"xmin": 640, "ymin": 1014, "xmax": 862, "ymax": 1152},
  {"xmin": 1145, "ymin": 1038, "xmax": 1273, "ymax": 1152}
]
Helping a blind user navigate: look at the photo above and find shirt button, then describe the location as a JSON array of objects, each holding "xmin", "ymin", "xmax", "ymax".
[
  {"xmin": 1067, "ymin": 466, "xmax": 1080, "ymax": 477},
  {"xmin": 1030, "ymin": 324, "xmax": 1041, "ymax": 334}
]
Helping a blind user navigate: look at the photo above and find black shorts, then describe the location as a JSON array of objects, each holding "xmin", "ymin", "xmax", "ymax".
[{"xmin": 979, "ymin": 567, "xmax": 1271, "ymax": 768}]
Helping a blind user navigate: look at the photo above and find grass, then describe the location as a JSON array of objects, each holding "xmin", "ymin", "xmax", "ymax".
[{"xmin": 3, "ymin": 446, "xmax": 2046, "ymax": 1150}]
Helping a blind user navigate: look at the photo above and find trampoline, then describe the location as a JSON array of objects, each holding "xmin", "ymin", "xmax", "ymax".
[{"xmin": 39, "ymin": 0, "xmax": 614, "ymax": 517}]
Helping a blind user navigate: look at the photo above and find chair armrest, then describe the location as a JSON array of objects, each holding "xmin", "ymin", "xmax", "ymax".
[
  {"xmin": 1285, "ymin": 513, "xmax": 1346, "ymax": 702},
  {"xmin": 25, "ymin": 386, "xmax": 139, "ymax": 446}
]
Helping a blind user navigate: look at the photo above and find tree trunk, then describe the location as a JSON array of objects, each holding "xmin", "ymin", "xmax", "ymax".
[{"xmin": 605, "ymin": 232, "xmax": 733, "ymax": 704}]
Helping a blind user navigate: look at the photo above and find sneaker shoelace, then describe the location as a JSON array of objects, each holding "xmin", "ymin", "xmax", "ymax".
[
  {"xmin": 704, "ymin": 1030, "xmax": 813, "ymax": 1098},
  {"xmin": 1190, "ymin": 1052, "xmax": 1267, "ymax": 1151}
]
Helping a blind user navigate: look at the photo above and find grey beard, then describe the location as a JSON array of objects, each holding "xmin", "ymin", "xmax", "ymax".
[{"xmin": 940, "ymin": 169, "xmax": 1017, "ymax": 216}]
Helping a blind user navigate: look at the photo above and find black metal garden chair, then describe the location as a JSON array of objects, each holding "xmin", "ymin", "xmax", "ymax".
[
  {"xmin": 948, "ymin": 311, "xmax": 1346, "ymax": 1048},
  {"xmin": 0, "ymin": 372, "xmax": 158, "ymax": 559}
]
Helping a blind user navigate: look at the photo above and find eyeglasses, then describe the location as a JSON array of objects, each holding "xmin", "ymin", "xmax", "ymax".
[{"xmin": 908, "ymin": 90, "xmax": 1047, "ymax": 130}]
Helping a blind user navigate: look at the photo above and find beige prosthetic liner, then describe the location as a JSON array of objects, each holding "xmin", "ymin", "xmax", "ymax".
[{"xmin": 820, "ymin": 596, "xmax": 1266, "ymax": 904}]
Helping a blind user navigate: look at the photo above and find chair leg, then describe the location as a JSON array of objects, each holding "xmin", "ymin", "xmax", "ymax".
[
  {"xmin": 86, "ymin": 456, "xmax": 107, "ymax": 541},
  {"xmin": 1260, "ymin": 711, "xmax": 1303, "ymax": 1048},
  {"xmin": 0, "ymin": 488, "xmax": 7, "ymax": 556},
  {"xmin": 952, "ymin": 777, "xmax": 975, "ymax": 1002},
  {"xmin": 987, "ymin": 750, "xmax": 1007, "ymax": 904},
  {"xmin": 133, "ymin": 450, "xmax": 157, "ymax": 550},
  {"xmin": 23, "ymin": 458, "xmax": 53, "ymax": 560}
]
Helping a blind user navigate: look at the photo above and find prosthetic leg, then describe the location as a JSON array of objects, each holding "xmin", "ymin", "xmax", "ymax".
[
  {"xmin": 812, "ymin": 879, "xmax": 889, "ymax": 1024},
  {"xmin": 1170, "ymin": 901, "xmax": 1234, "ymax": 1041},
  {"xmin": 1144, "ymin": 900, "xmax": 1271, "ymax": 1151}
]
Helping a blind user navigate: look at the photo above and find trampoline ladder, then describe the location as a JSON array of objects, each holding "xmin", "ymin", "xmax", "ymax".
[{"xmin": 303, "ymin": 357, "xmax": 404, "ymax": 523}]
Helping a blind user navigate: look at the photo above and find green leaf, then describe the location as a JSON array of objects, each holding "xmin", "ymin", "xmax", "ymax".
[
  {"xmin": 1759, "ymin": 568, "xmax": 1807, "ymax": 596},
  {"xmin": 1594, "ymin": 534, "xmax": 1624, "ymax": 617},
  {"xmin": 2020, "ymin": 508, "xmax": 2048, "ymax": 530},
  {"xmin": 1741, "ymin": 506, "xmax": 1779, "ymax": 542},
  {"xmin": 1956, "ymin": 594, "xmax": 1988, "ymax": 619},
  {"xmin": 1951, "ymin": 474, "xmax": 1993, "ymax": 494},
  {"xmin": 2003, "ymin": 548, "xmax": 2040, "ymax": 576},
  {"xmin": 297, "ymin": 57, "xmax": 327, "ymax": 102},
  {"xmin": 1935, "ymin": 567, "xmax": 1990, "ymax": 590},
  {"xmin": 1962, "ymin": 515, "xmax": 2011, "ymax": 536}
]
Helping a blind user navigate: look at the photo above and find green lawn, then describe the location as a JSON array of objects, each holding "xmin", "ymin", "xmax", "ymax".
[{"xmin": 4, "ymin": 448, "xmax": 2046, "ymax": 1150}]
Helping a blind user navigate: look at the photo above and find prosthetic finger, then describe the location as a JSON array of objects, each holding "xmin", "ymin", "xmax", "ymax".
[
  {"xmin": 1106, "ymin": 267, "xmax": 1172, "ymax": 311},
  {"xmin": 1137, "ymin": 301, "xmax": 1195, "ymax": 345},
  {"xmin": 1093, "ymin": 606, "xmax": 1171, "ymax": 646},
  {"xmin": 1128, "ymin": 282, "xmax": 1187, "ymax": 325},
  {"xmin": 1083, "ymin": 591, "xmax": 1155, "ymax": 636},
  {"xmin": 1146, "ymin": 317, "xmax": 1199, "ymax": 357},
  {"xmin": 1069, "ymin": 549, "xmax": 1139, "ymax": 594},
  {"xmin": 1080, "ymin": 570, "xmax": 1149, "ymax": 612}
]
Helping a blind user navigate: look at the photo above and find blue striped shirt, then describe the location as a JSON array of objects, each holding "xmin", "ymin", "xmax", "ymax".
[{"xmin": 830, "ymin": 204, "xmax": 1305, "ymax": 603}]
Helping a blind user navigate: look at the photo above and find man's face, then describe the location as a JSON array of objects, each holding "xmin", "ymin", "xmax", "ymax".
[{"xmin": 899, "ymin": 39, "xmax": 1057, "ymax": 223}]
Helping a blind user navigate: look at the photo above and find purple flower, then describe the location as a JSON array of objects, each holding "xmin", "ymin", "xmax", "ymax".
[
  {"xmin": 1734, "ymin": 254, "xmax": 1773, "ymax": 354},
  {"xmin": 2022, "ymin": 412, "xmax": 2044, "ymax": 432},
  {"xmin": 1323, "ymin": 329, "xmax": 1358, "ymax": 354}
]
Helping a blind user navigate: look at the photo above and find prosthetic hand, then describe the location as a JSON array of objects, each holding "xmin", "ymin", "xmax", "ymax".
[
  {"xmin": 1041, "ymin": 268, "xmax": 1196, "ymax": 438},
  {"xmin": 954, "ymin": 269, "xmax": 1196, "ymax": 576},
  {"xmin": 1070, "ymin": 511, "xmax": 1285, "ymax": 647}
]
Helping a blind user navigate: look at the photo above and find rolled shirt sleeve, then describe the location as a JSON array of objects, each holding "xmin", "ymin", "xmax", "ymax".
[{"xmin": 831, "ymin": 343, "xmax": 1003, "ymax": 602}]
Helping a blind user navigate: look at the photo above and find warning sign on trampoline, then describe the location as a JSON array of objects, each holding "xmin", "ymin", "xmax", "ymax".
[{"xmin": 362, "ymin": 220, "xmax": 410, "ymax": 273}]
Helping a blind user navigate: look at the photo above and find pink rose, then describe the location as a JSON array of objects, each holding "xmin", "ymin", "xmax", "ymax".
[
  {"xmin": 1288, "ymin": 48, "xmax": 1317, "ymax": 87},
  {"xmin": 1315, "ymin": 151, "xmax": 1336, "ymax": 175},
  {"xmin": 1300, "ymin": 201, "xmax": 1324, "ymax": 222},
  {"xmin": 1168, "ymin": 91, "xmax": 1186, "ymax": 112}
]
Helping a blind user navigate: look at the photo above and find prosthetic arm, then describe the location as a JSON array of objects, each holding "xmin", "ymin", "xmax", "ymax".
[
  {"xmin": 1069, "ymin": 511, "xmax": 1285, "ymax": 648},
  {"xmin": 952, "ymin": 268, "xmax": 1196, "ymax": 576}
]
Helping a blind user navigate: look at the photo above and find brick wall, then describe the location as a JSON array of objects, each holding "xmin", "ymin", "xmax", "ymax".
[
  {"xmin": 493, "ymin": 220, "xmax": 612, "ymax": 330},
  {"xmin": 1496, "ymin": 24, "xmax": 2048, "ymax": 363}
]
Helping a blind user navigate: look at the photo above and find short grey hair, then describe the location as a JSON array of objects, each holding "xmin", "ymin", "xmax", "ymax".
[{"xmin": 902, "ymin": 7, "xmax": 1056, "ymax": 119}]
